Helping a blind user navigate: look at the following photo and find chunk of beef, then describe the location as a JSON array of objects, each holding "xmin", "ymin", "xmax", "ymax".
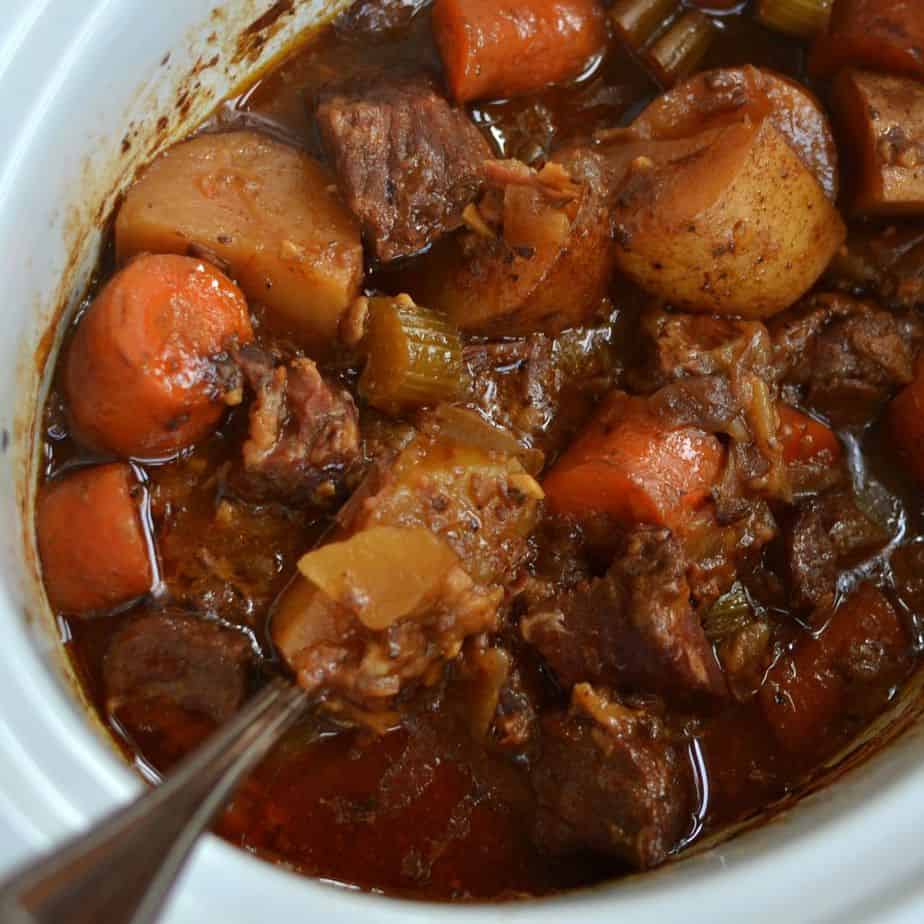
[
  {"xmin": 237, "ymin": 347, "xmax": 360, "ymax": 504},
  {"xmin": 104, "ymin": 610, "xmax": 252, "ymax": 725},
  {"xmin": 522, "ymin": 528, "xmax": 726, "ymax": 699},
  {"xmin": 786, "ymin": 488, "xmax": 891, "ymax": 617},
  {"xmin": 827, "ymin": 224, "xmax": 924, "ymax": 310},
  {"xmin": 771, "ymin": 292, "xmax": 924, "ymax": 427},
  {"xmin": 462, "ymin": 321, "xmax": 618, "ymax": 456},
  {"xmin": 531, "ymin": 684, "xmax": 692, "ymax": 869},
  {"xmin": 317, "ymin": 76, "xmax": 491, "ymax": 261},
  {"xmin": 632, "ymin": 309, "xmax": 788, "ymax": 500},
  {"xmin": 761, "ymin": 583, "xmax": 909, "ymax": 753}
]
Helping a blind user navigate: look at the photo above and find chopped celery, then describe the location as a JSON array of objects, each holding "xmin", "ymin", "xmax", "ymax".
[
  {"xmin": 703, "ymin": 581, "xmax": 753, "ymax": 640},
  {"xmin": 756, "ymin": 0, "xmax": 832, "ymax": 39},
  {"xmin": 359, "ymin": 294, "xmax": 466, "ymax": 415},
  {"xmin": 610, "ymin": 0, "xmax": 679, "ymax": 50},
  {"xmin": 644, "ymin": 10, "xmax": 716, "ymax": 88}
]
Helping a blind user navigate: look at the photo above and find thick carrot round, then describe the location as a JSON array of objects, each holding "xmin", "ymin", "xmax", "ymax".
[
  {"xmin": 542, "ymin": 391, "xmax": 725, "ymax": 528},
  {"xmin": 37, "ymin": 463, "xmax": 154, "ymax": 614},
  {"xmin": 760, "ymin": 583, "xmax": 906, "ymax": 751},
  {"xmin": 66, "ymin": 254, "xmax": 254, "ymax": 458},
  {"xmin": 778, "ymin": 404, "xmax": 841, "ymax": 466},
  {"xmin": 432, "ymin": 0, "xmax": 607, "ymax": 103},
  {"xmin": 811, "ymin": 0, "xmax": 924, "ymax": 80},
  {"xmin": 889, "ymin": 357, "xmax": 924, "ymax": 484}
]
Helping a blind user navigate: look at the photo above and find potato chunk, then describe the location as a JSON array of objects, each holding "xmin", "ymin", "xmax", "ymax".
[
  {"xmin": 610, "ymin": 118, "xmax": 845, "ymax": 318},
  {"xmin": 424, "ymin": 149, "xmax": 618, "ymax": 336},
  {"xmin": 632, "ymin": 66, "xmax": 839, "ymax": 200},
  {"xmin": 831, "ymin": 70, "xmax": 924, "ymax": 216},
  {"xmin": 116, "ymin": 131, "xmax": 363, "ymax": 354}
]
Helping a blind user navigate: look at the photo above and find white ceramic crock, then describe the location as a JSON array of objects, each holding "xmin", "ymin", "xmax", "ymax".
[{"xmin": 2, "ymin": 2, "xmax": 924, "ymax": 921}]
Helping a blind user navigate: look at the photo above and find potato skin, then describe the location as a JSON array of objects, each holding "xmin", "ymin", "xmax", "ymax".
[
  {"xmin": 610, "ymin": 119, "xmax": 846, "ymax": 319},
  {"xmin": 633, "ymin": 66, "xmax": 839, "ymax": 201},
  {"xmin": 116, "ymin": 131, "xmax": 363, "ymax": 356}
]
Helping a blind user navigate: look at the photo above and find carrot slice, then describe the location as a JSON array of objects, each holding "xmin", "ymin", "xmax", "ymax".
[
  {"xmin": 66, "ymin": 254, "xmax": 253, "ymax": 458},
  {"xmin": 778, "ymin": 404, "xmax": 841, "ymax": 466},
  {"xmin": 811, "ymin": 0, "xmax": 924, "ymax": 81},
  {"xmin": 543, "ymin": 391, "xmax": 725, "ymax": 528},
  {"xmin": 432, "ymin": 0, "xmax": 607, "ymax": 103},
  {"xmin": 37, "ymin": 463, "xmax": 153, "ymax": 614},
  {"xmin": 760, "ymin": 583, "xmax": 907, "ymax": 752}
]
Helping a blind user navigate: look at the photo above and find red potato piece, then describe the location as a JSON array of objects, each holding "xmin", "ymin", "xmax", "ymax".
[
  {"xmin": 115, "ymin": 131, "xmax": 363, "ymax": 354},
  {"xmin": 760, "ymin": 583, "xmax": 908, "ymax": 752},
  {"xmin": 542, "ymin": 390, "xmax": 725, "ymax": 529},
  {"xmin": 66, "ymin": 254, "xmax": 253, "ymax": 458},
  {"xmin": 37, "ymin": 464, "xmax": 153, "ymax": 614},
  {"xmin": 609, "ymin": 118, "xmax": 845, "ymax": 319},
  {"xmin": 432, "ymin": 0, "xmax": 607, "ymax": 103},
  {"xmin": 632, "ymin": 66, "xmax": 839, "ymax": 200},
  {"xmin": 889, "ymin": 356, "xmax": 924, "ymax": 484},
  {"xmin": 425, "ymin": 149, "xmax": 619, "ymax": 335},
  {"xmin": 811, "ymin": 0, "xmax": 924, "ymax": 80},
  {"xmin": 831, "ymin": 70, "xmax": 924, "ymax": 216}
]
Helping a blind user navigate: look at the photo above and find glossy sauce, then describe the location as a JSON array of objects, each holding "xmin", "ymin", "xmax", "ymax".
[{"xmin": 48, "ymin": 2, "xmax": 924, "ymax": 901}]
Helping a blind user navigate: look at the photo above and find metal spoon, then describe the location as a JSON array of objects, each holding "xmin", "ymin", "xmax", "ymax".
[{"xmin": 0, "ymin": 676, "xmax": 310, "ymax": 924}]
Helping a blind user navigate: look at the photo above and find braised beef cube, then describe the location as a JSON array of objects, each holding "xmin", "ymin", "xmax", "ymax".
[
  {"xmin": 522, "ymin": 527, "xmax": 726, "ymax": 699},
  {"xmin": 631, "ymin": 310, "xmax": 775, "ymax": 394},
  {"xmin": 237, "ymin": 346, "xmax": 360, "ymax": 505},
  {"xmin": 760, "ymin": 583, "xmax": 909, "ymax": 753},
  {"xmin": 104, "ymin": 610, "xmax": 253, "ymax": 726},
  {"xmin": 827, "ymin": 224, "xmax": 924, "ymax": 309},
  {"xmin": 531, "ymin": 684, "xmax": 692, "ymax": 870},
  {"xmin": 771, "ymin": 292, "xmax": 923, "ymax": 426},
  {"xmin": 786, "ymin": 489, "xmax": 890, "ymax": 617},
  {"xmin": 317, "ymin": 76, "xmax": 491, "ymax": 261}
]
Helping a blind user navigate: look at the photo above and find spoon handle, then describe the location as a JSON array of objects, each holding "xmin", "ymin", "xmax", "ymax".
[{"xmin": 0, "ymin": 677, "xmax": 308, "ymax": 924}]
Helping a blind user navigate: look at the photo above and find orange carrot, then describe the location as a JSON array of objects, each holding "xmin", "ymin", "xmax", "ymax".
[
  {"xmin": 542, "ymin": 391, "xmax": 725, "ymax": 528},
  {"xmin": 432, "ymin": 0, "xmax": 607, "ymax": 103},
  {"xmin": 66, "ymin": 254, "xmax": 254, "ymax": 458},
  {"xmin": 889, "ymin": 356, "xmax": 924, "ymax": 484},
  {"xmin": 811, "ymin": 0, "xmax": 924, "ymax": 80},
  {"xmin": 760, "ymin": 583, "xmax": 907, "ymax": 752},
  {"xmin": 37, "ymin": 463, "xmax": 154, "ymax": 614},
  {"xmin": 778, "ymin": 403, "xmax": 841, "ymax": 466}
]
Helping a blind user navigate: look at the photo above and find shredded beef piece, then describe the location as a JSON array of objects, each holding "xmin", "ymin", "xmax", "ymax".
[
  {"xmin": 104, "ymin": 610, "xmax": 252, "ymax": 725},
  {"xmin": 788, "ymin": 505, "xmax": 839, "ymax": 612},
  {"xmin": 462, "ymin": 321, "xmax": 618, "ymax": 456},
  {"xmin": 786, "ymin": 488, "xmax": 890, "ymax": 616},
  {"xmin": 522, "ymin": 527, "xmax": 725, "ymax": 699},
  {"xmin": 317, "ymin": 76, "xmax": 491, "ymax": 261},
  {"xmin": 238, "ymin": 347, "xmax": 360, "ymax": 504},
  {"xmin": 827, "ymin": 224, "xmax": 924, "ymax": 310},
  {"xmin": 771, "ymin": 292, "xmax": 924, "ymax": 427},
  {"xmin": 531, "ymin": 684, "xmax": 692, "ymax": 869},
  {"xmin": 631, "ymin": 308, "xmax": 788, "ymax": 500}
]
